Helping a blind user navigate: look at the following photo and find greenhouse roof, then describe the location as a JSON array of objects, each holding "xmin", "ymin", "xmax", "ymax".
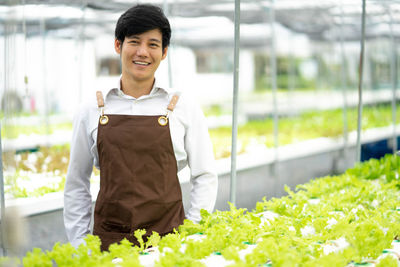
[{"xmin": 1, "ymin": 0, "xmax": 400, "ymax": 43}]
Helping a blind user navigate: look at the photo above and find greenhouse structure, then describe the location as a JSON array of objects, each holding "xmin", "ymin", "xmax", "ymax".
[{"xmin": 1, "ymin": 0, "xmax": 400, "ymax": 266}]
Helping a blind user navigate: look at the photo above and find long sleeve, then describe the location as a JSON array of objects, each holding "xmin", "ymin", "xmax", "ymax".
[
  {"xmin": 184, "ymin": 97, "xmax": 218, "ymax": 223},
  {"xmin": 63, "ymin": 107, "xmax": 94, "ymax": 248}
]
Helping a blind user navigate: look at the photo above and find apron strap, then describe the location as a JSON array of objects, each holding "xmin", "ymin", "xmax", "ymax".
[
  {"xmin": 97, "ymin": 91, "xmax": 179, "ymax": 113},
  {"xmin": 167, "ymin": 94, "xmax": 179, "ymax": 112},
  {"xmin": 97, "ymin": 91, "xmax": 178, "ymax": 111},
  {"xmin": 96, "ymin": 91, "xmax": 105, "ymax": 108}
]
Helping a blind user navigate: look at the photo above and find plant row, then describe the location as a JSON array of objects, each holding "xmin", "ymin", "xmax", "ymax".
[
  {"xmin": 3, "ymin": 104, "xmax": 400, "ymax": 199},
  {"xmin": 2, "ymin": 154, "xmax": 399, "ymax": 266}
]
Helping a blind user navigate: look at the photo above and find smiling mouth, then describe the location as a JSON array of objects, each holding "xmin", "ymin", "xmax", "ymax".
[{"xmin": 133, "ymin": 61, "xmax": 150, "ymax": 66}]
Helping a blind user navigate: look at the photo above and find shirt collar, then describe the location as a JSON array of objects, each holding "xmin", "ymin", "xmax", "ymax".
[{"xmin": 101, "ymin": 76, "xmax": 170, "ymax": 100}]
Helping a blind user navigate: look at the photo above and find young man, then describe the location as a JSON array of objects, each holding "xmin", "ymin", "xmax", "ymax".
[{"xmin": 63, "ymin": 4, "xmax": 218, "ymax": 251}]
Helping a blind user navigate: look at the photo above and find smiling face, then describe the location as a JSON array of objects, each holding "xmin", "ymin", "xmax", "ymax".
[{"xmin": 115, "ymin": 28, "xmax": 168, "ymax": 85}]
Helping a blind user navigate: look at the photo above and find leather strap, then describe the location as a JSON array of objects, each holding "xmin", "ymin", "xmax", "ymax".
[
  {"xmin": 167, "ymin": 95, "xmax": 179, "ymax": 112},
  {"xmin": 96, "ymin": 91, "xmax": 104, "ymax": 108},
  {"xmin": 97, "ymin": 91, "xmax": 178, "ymax": 111}
]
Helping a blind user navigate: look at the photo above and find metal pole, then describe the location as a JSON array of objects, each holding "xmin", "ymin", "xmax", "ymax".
[
  {"xmin": 40, "ymin": 17, "xmax": 50, "ymax": 142},
  {"xmin": 1, "ymin": 21, "xmax": 9, "ymax": 259},
  {"xmin": 388, "ymin": 6, "xmax": 398, "ymax": 154},
  {"xmin": 288, "ymin": 32, "xmax": 295, "ymax": 116},
  {"xmin": 315, "ymin": 44, "xmax": 321, "ymax": 91},
  {"xmin": 0, "ymin": 125, "xmax": 6, "ymax": 257},
  {"xmin": 22, "ymin": 0, "xmax": 28, "ymax": 99},
  {"xmin": 163, "ymin": 0, "xmax": 173, "ymax": 88},
  {"xmin": 0, "ymin": 1, "xmax": 19, "ymax": 254},
  {"xmin": 229, "ymin": 0, "xmax": 240, "ymax": 206},
  {"xmin": 269, "ymin": 0, "xmax": 279, "ymax": 196},
  {"xmin": 339, "ymin": 0, "xmax": 349, "ymax": 160},
  {"xmin": 78, "ymin": 1, "xmax": 86, "ymax": 105},
  {"xmin": 356, "ymin": 0, "xmax": 366, "ymax": 163}
]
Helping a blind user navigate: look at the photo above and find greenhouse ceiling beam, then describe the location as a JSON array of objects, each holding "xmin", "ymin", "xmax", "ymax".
[
  {"xmin": 4, "ymin": 0, "xmax": 397, "ymax": 25},
  {"xmin": 3, "ymin": 1, "xmax": 400, "ymax": 42}
]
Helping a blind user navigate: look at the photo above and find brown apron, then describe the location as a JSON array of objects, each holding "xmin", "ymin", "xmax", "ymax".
[{"xmin": 93, "ymin": 92, "xmax": 185, "ymax": 251}]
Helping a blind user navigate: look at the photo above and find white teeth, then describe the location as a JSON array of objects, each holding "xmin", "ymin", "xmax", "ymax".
[{"xmin": 134, "ymin": 61, "xmax": 150, "ymax": 66}]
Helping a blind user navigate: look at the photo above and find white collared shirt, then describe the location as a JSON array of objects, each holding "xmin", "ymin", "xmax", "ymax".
[{"xmin": 63, "ymin": 78, "xmax": 218, "ymax": 247}]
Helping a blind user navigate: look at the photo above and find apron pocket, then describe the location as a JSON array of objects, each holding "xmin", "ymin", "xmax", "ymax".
[
  {"xmin": 102, "ymin": 221, "xmax": 131, "ymax": 233},
  {"xmin": 134, "ymin": 200, "xmax": 183, "ymax": 232},
  {"xmin": 134, "ymin": 200, "xmax": 167, "ymax": 227},
  {"xmin": 96, "ymin": 200, "xmax": 132, "ymax": 225}
]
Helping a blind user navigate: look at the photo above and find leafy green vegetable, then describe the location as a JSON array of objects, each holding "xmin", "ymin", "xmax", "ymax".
[
  {"xmin": 146, "ymin": 231, "xmax": 161, "ymax": 250},
  {"xmin": 376, "ymin": 254, "xmax": 399, "ymax": 267},
  {"xmin": 134, "ymin": 229, "xmax": 146, "ymax": 252},
  {"xmin": 9, "ymin": 154, "xmax": 400, "ymax": 266}
]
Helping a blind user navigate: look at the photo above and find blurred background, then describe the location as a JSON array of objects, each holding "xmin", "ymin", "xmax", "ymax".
[{"xmin": 0, "ymin": 0, "xmax": 399, "ymax": 256}]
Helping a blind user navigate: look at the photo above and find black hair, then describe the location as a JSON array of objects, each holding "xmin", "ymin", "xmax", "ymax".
[{"xmin": 115, "ymin": 4, "xmax": 171, "ymax": 51}]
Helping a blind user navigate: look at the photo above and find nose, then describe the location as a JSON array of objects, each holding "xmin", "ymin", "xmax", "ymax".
[{"xmin": 136, "ymin": 44, "xmax": 149, "ymax": 57}]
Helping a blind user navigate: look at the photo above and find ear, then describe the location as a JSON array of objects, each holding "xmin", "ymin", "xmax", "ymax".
[
  {"xmin": 161, "ymin": 46, "xmax": 168, "ymax": 60},
  {"xmin": 114, "ymin": 39, "xmax": 122, "ymax": 54}
]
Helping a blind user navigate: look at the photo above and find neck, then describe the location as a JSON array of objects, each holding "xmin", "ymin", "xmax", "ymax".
[{"xmin": 120, "ymin": 76, "xmax": 155, "ymax": 98}]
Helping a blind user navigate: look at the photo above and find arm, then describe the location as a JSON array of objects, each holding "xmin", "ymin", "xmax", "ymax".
[
  {"xmin": 63, "ymin": 108, "xmax": 94, "ymax": 248},
  {"xmin": 184, "ymin": 98, "xmax": 218, "ymax": 223}
]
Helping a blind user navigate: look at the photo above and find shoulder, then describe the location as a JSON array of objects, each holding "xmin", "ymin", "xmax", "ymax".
[
  {"xmin": 73, "ymin": 94, "xmax": 101, "ymax": 125},
  {"xmin": 79, "ymin": 95, "xmax": 99, "ymax": 114},
  {"xmin": 167, "ymin": 89, "xmax": 206, "ymax": 127},
  {"xmin": 167, "ymin": 88, "xmax": 199, "ymax": 111},
  {"xmin": 79, "ymin": 87, "xmax": 118, "ymax": 113}
]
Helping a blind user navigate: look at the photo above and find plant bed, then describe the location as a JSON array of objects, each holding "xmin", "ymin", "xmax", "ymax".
[
  {"xmin": 3, "ymin": 103, "xmax": 400, "ymax": 199},
  {"xmin": 3, "ymin": 154, "xmax": 400, "ymax": 266},
  {"xmin": 210, "ymin": 104, "xmax": 400, "ymax": 158}
]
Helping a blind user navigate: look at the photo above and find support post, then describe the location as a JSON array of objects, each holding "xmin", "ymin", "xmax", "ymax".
[
  {"xmin": 229, "ymin": 0, "xmax": 241, "ymax": 206},
  {"xmin": 269, "ymin": 0, "xmax": 279, "ymax": 196},
  {"xmin": 388, "ymin": 6, "xmax": 398, "ymax": 154},
  {"xmin": 356, "ymin": 0, "xmax": 367, "ymax": 163}
]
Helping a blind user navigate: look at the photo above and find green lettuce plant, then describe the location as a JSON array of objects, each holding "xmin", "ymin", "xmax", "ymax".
[{"xmin": 5, "ymin": 154, "xmax": 400, "ymax": 266}]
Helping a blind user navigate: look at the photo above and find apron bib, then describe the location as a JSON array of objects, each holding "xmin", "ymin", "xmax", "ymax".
[{"xmin": 93, "ymin": 92, "xmax": 185, "ymax": 251}]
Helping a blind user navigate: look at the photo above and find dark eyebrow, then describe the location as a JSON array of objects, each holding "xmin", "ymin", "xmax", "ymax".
[
  {"xmin": 127, "ymin": 35, "xmax": 161, "ymax": 44},
  {"xmin": 127, "ymin": 36, "xmax": 161, "ymax": 43},
  {"xmin": 149, "ymin": 38, "xmax": 161, "ymax": 43},
  {"xmin": 126, "ymin": 37, "xmax": 139, "ymax": 43}
]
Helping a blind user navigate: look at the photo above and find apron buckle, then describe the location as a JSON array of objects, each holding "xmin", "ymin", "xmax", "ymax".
[
  {"xmin": 100, "ymin": 115, "xmax": 109, "ymax": 125},
  {"xmin": 99, "ymin": 107, "xmax": 109, "ymax": 125},
  {"xmin": 158, "ymin": 112, "xmax": 169, "ymax": 126},
  {"xmin": 158, "ymin": 116, "xmax": 168, "ymax": 126}
]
